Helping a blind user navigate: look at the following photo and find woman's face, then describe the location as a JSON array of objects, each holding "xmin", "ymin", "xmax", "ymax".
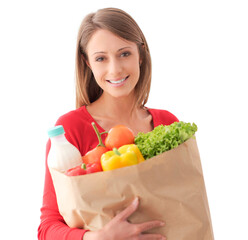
[{"xmin": 86, "ymin": 29, "xmax": 141, "ymax": 99}]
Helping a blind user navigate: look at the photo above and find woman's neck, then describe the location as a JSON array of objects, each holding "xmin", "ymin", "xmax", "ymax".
[
  {"xmin": 86, "ymin": 92, "xmax": 152, "ymax": 134},
  {"xmin": 87, "ymin": 92, "xmax": 140, "ymax": 124}
]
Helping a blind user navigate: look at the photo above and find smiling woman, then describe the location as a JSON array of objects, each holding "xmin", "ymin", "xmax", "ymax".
[{"xmin": 38, "ymin": 7, "xmax": 178, "ymax": 240}]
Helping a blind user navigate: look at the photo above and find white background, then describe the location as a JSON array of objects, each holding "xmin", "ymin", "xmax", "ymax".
[{"xmin": 0, "ymin": 0, "xmax": 247, "ymax": 239}]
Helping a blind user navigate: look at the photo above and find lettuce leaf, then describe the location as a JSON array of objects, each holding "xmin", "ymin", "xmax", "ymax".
[{"xmin": 134, "ymin": 121, "xmax": 197, "ymax": 160}]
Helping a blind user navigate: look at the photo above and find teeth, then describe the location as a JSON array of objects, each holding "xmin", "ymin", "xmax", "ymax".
[{"xmin": 108, "ymin": 77, "xmax": 127, "ymax": 84}]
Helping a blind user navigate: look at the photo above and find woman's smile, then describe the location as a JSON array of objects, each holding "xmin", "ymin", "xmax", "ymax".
[{"xmin": 106, "ymin": 75, "xmax": 129, "ymax": 86}]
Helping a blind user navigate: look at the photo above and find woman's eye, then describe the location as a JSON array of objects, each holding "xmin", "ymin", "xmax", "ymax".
[
  {"xmin": 121, "ymin": 51, "xmax": 131, "ymax": 57},
  {"xmin": 95, "ymin": 57, "xmax": 104, "ymax": 62}
]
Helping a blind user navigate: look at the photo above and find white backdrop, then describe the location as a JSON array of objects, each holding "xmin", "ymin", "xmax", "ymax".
[{"xmin": 1, "ymin": 0, "xmax": 247, "ymax": 239}]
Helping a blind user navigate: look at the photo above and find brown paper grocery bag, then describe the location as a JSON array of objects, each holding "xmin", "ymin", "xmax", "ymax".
[{"xmin": 50, "ymin": 137, "xmax": 214, "ymax": 239}]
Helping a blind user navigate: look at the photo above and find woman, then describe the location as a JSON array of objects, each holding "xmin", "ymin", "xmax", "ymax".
[{"xmin": 38, "ymin": 7, "xmax": 178, "ymax": 240}]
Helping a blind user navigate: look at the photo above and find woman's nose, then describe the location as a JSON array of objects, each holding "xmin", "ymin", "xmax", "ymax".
[{"xmin": 108, "ymin": 58, "xmax": 122, "ymax": 76}]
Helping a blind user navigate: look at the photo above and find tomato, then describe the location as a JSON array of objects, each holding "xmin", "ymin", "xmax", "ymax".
[{"xmin": 105, "ymin": 125, "xmax": 135, "ymax": 149}]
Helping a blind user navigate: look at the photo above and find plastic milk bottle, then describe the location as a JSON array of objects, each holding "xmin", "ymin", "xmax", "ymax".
[{"xmin": 47, "ymin": 125, "xmax": 82, "ymax": 172}]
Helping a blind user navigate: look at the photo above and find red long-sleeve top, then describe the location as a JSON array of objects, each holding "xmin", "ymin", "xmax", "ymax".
[{"xmin": 38, "ymin": 106, "xmax": 178, "ymax": 240}]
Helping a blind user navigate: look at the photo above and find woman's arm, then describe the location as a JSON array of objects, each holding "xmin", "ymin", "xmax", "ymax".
[{"xmin": 83, "ymin": 198, "xmax": 166, "ymax": 240}]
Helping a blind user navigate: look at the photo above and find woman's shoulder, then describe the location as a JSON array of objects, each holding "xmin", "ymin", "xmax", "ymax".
[
  {"xmin": 55, "ymin": 106, "xmax": 91, "ymax": 127},
  {"xmin": 147, "ymin": 107, "xmax": 179, "ymax": 127},
  {"xmin": 54, "ymin": 106, "xmax": 99, "ymax": 154},
  {"xmin": 54, "ymin": 106, "xmax": 96, "ymax": 139}
]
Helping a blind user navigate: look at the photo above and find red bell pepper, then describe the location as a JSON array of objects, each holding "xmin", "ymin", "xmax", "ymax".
[{"xmin": 66, "ymin": 162, "xmax": 102, "ymax": 176}]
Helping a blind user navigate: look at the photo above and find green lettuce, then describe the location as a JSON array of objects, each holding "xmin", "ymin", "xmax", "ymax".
[{"xmin": 134, "ymin": 121, "xmax": 197, "ymax": 160}]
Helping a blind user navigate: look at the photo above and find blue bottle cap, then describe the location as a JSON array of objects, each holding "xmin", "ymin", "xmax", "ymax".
[{"xmin": 47, "ymin": 125, "xmax": 65, "ymax": 138}]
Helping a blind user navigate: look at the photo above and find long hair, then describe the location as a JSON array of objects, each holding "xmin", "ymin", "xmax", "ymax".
[{"xmin": 75, "ymin": 8, "xmax": 152, "ymax": 109}]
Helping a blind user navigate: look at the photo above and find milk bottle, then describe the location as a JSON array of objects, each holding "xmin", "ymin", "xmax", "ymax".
[{"xmin": 47, "ymin": 125, "xmax": 82, "ymax": 173}]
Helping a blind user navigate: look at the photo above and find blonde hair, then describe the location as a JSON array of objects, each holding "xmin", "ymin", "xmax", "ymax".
[{"xmin": 75, "ymin": 8, "xmax": 152, "ymax": 109}]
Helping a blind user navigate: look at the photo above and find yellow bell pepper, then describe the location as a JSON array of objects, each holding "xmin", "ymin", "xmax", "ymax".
[
  {"xmin": 118, "ymin": 144, "xmax": 145, "ymax": 163},
  {"xmin": 101, "ymin": 144, "xmax": 144, "ymax": 171}
]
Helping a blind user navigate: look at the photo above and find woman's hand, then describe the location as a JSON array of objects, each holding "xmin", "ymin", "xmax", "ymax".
[{"xmin": 83, "ymin": 197, "xmax": 166, "ymax": 240}]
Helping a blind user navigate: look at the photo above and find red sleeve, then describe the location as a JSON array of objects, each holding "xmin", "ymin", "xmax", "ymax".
[
  {"xmin": 38, "ymin": 140, "xmax": 88, "ymax": 240},
  {"xmin": 38, "ymin": 108, "xmax": 101, "ymax": 240}
]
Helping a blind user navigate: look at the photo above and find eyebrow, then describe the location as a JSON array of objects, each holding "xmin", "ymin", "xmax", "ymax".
[{"xmin": 92, "ymin": 47, "xmax": 132, "ymax": 56}]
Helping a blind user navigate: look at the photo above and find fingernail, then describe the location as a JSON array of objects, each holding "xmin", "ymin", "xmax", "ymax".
[{"xmin": 133, "ymin": 197, "xmax": 139, "ymax": 205}]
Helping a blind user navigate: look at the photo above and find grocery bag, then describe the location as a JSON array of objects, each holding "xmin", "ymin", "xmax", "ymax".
[{"xmin": 49, "ymin": 137, "xmax": 214, "ymax": 239}]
